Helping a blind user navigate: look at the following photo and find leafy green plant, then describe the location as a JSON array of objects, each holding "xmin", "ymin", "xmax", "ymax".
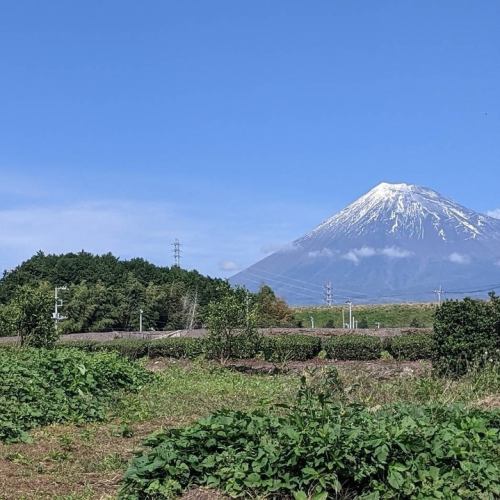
[
  {"xmin": 120, "ymin": 399, "xmax": 500, "ymax": 499},
  {"xmin": 323, "ymin": 335, "xmax": 382, "ymax": 360},
  {"xmin": 0, "ymin": 348, "xmax": 151, "ymax": 442}
]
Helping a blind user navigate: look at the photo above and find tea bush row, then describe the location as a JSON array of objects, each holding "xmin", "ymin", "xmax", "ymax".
[
  {"xmin": 120, "ymin": 402, "xmax": 500, "ymax": 499},
  {"xmin": 60, "ymin": 333, "xmax": 434, "ymax": 362},
  {"xmin": 60, "ymin": 335, "xmax": 322, "ymax": 362},
  {"xmin": 0, "ymin": 347, "xmax": 151, "ymax": 442}
]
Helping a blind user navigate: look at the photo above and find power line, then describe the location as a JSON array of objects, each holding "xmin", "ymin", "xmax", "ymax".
[
  {"xmin": 251, "ymin": 267, "xmax": 366, "ymax": 296},
  {"xmin": 242, "ymin": 269, "xmax": 323, "ymax": 296},
  {"xmin": 239, "ymin": 275, "xmax": 321, "ymax": 302}
]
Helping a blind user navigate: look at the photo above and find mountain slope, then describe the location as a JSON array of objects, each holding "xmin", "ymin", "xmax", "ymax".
[{"xmin": 231, "ymin": 183, "xmax": 500, "ymax": 304}]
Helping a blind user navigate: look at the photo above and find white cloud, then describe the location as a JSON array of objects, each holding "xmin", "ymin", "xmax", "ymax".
[
  {"xmin": 380, "ymin": 246, "xmax": 413, "ymax": 258},
  {"xmin": 449, "ymin": 252, "xmax": 471, "ymax": 264},
  {"xmin": 308, "ymin": 248, "xmax": 334, "ymax": 258},
  {"xmin": 219, "ymin": 260, "xmax": 239, "ymax": 271},
  {"xmin": 355, "ymin": 246, "xmax": 377, "ymax": 257},
  {"xmin": 487, "ymin": 209, "xmax": 500, "ymax": 219},
  {"xmin": 342, "ymin": 250, "xmax": 360, "ymax": 264},
  {"xmin": 341, "ymin": 246, "xmax": 376, "ymax": 264},
  {"xmin": 341, "ymin": 246, "xmax": 411, "ymax": 264}
]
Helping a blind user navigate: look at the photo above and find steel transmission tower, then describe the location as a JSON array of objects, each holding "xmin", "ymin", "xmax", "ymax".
[
  {"xmin": 172, "ymin": 239, "xmax": 181, "ymax": 267},
  {"xmin": 324, "ymin": 281, "xmax": 333, "ymax": 307}
]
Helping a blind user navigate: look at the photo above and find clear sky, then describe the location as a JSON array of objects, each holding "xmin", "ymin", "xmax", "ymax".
[{"xmin": 1, "ymin": 1, "xmax": 499, "ymax": 277}]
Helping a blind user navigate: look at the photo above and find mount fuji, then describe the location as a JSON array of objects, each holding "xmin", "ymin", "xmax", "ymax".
[{"xmin": 231, "ymin": 182, "xmax": 500, "ymax": 304}]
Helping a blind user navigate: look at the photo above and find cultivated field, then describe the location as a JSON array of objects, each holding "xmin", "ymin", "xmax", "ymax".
[{"xmin": 1, "ymin": 356, "xmax": 498, "ymax": 499}]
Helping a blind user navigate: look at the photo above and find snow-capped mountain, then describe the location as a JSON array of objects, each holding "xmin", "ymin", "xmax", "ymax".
[{"xmin": 231, "ymin": 182, "xmax": 500, "ymax": 304}]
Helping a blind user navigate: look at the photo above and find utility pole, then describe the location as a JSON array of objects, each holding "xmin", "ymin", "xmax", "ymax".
[
  {"xmin": 324, "ymin": 281, "xmax": 333, "ymax": 307},
  {"xmin": 433, "ymin": 285, "xmax": 444, "ymax": 305},
  {"xmin": 345, "ymin": 300, "xmax": 353, "ymax": 329},
  {"xmin": 188, "ymin": 289, "xmax": 198, "ymax": 331},
  {"xmin": 52, "ymin": 286, "xmax": 67, "ymax": 331},
  {"xmin": 310, "ymin": 316, "xmax": 315, "ymax": 329},
  {"xmin": 139, "ymin": 309, "xmax": 143, "ymax": 333},
  {"xmin": 172, "ymin": 238, "xmax": 181, "ymax": 267},
  {"xmin": 342, "ymin": 308, "xmax": 345, "ymax": 329},
  {"xmin": 245, "ymin": 290, "xmax": 250, "ymax": 327}
]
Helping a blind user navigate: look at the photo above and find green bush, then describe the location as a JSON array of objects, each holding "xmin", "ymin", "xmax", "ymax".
[
  {"xmin": 323, "ymin": 335, "xmax": 382, "ymax": 360},
  {"xmin": 385, "ymin": 334, "xmax": 434, "ymax": 360},
  {"xmin": 120, "ymin": 402, "xmax": 500, "ymax": 499},
  {"xmin": 434, "ymin": 296, "xmax": 500, "ymax": 376},
  {"xmin": 59, "ymin": 335, "xmax": 323, "ymax": 362},
  {"xmin": 0, "ymin": 348, "xmax": 151, "ymax": 442},
  {"xmin": 261, "ymin": 335, "xmax": 321, "ymax": 362},
  {"xmin": 148, "ymin": 338, "xmax": 207, "ymax": 359}
]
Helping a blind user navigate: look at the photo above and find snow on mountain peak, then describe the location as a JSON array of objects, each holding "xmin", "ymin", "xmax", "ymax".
[
  {"xmin": 232, "ymin": 181, "xmax": 500, "ymax": 304},
  {"xmin": 304, "ymin": 182, "xmax": 498, "ymax": 243}
]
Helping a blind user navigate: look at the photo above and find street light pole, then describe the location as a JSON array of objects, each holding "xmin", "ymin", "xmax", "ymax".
[
  {"xmin": 53, "ymin": 286, "xmax": 67, "ymax": 331},
  {"xmin": 345, "ymin": 300, "xmax": 353, "ymax": 329}
]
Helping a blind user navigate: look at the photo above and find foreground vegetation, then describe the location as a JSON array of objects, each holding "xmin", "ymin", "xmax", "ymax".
[
  {"xmin": 293, "ymin": 303, "xmax": 436, "ymax": 328},
  {"xmin": 1, "ymin": 361, "xmax": 499, "ymax": 499},
  {"xmin": 121, "ymin": 397, "xmax": 499, "ymax": 499},
  {"xmin": 0, "ymin": 348, "xmax": 151, "ymax": 443},
  {"xmin": 0, "ymin": 287, "xmax": 498, "ymax": 498}
]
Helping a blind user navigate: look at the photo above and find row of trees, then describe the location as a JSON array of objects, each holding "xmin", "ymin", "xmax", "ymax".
[
  {"xmin": 0, "ymin": 281, "xmax": 294, "ymax": 344},
  {"xmin": 0, "ymin": 251, "xmax": 296, "ymax": 341}
]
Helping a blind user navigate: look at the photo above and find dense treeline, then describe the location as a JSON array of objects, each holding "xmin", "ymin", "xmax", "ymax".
[
  {"xmin": 0, "ymin": 251, "xmax": 225, "ymax": 304},
  {"xmin": 0, "ymin": 251, "xmax": 294, "ymax": 335}
]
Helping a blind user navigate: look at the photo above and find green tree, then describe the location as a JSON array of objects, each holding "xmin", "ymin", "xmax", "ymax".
[
  {"xmin": 255, "ymin": 285, "xmax": 294, "ymax": 327},
  {"xmin": 206, "ymin": 288, "xmax": 260, "ymax": 361},
  {"xmin": 60, "ymin": 281, "xmax": 115, "ymax": 333},
  {"xmin": 113, "ymin": 273, "xmax": 146, "ymax": 331},
  {"xmin": 10, "ymin": 283, "xmax": 57, "ymax": 347}
]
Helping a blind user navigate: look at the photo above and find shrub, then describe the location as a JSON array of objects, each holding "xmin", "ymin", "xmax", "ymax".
[
  {"xmin": 120, "ymin": 402, "xmax": 500, "ymax": 499},
  {"xmin": 433, "ymin": 296, "xmax": 500, "ymax": 376},
  {"xmin": 0, "ymin": 348, "xmax": 151, "ymax": 442},
  {"xmin": 261, "ymin": 335, "xmax": 321, "ymax": 362},
  {"xmin": 8, "ymin": 283, "xmax": 57, "ymax": 347},
  {"xmin": 385, "ymin": 334, "xmax": 434, "ymax": 360},
  {"xmin": 148, "ymin": 338, "xmax": 206, "ymax": 359},
  {"xmin": 323, "ymin": 335, "xmax": 382, "ymax": 360},
  {"xmin": 206, "ymin": 291, "xmax": 261, "ymax": 362}
]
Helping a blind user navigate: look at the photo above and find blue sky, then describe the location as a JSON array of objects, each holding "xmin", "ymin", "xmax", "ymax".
[{"xmin": 1, "ymin": 1, "xmax": 499, "ymax": 277}]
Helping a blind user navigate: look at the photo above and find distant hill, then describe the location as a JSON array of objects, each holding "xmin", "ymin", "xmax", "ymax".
[
  {"xmin": 231, "ymin": 182, "xmax": 500, "ymax": 304},
  {"xmin": 0, "ymin": 250, "xmax": 225, "ymax": 306}
]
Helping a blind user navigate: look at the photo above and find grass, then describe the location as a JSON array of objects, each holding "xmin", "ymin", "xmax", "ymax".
[
  {"xmin": 117, "ymin": 359, "xmax": 300, "ymax": 425},
  {"xmin": 0, "ymin": 358, "xmax": 498, "ymax": 499},
  {"xmin": 293, "ymin": 302, "xmax": 437, "ymax": 328},
  {"xmin": 337, "ymin": 362, "xmax": 500, "ymax": 407},
  {"xmin": 0, "ymin": 360, "xmax": 298, "ymax": 499}
]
